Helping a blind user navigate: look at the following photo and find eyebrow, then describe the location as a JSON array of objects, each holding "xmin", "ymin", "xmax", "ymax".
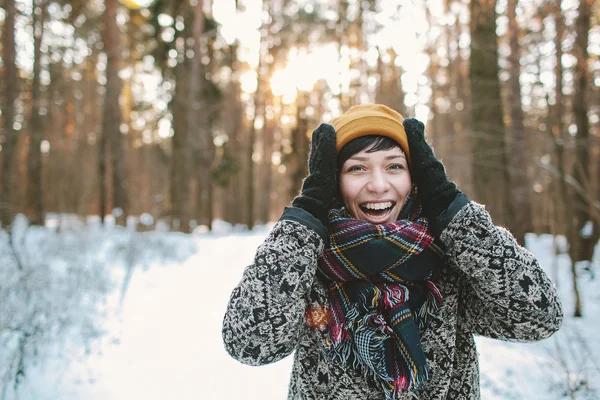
[{"xmin": 349, "ymin": 154, "xmax": 406, "ymax": 161}]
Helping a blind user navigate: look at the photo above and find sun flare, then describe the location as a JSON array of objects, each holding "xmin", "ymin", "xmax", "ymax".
[
  {"xmin": 267, "ymin": 44, "xmax": 347, "ymax": 104},
  {"xmin": 119, "ymin": 0, "xmax": 155, "ymax": 10}
]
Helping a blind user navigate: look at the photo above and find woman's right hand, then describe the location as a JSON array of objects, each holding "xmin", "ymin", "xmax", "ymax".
[{"xmin": 291, "ymin": 123, "xmax": 337, "ymax": 227}]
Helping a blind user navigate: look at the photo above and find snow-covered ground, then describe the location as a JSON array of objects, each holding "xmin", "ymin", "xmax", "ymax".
[{"xmin": 1, "ymin": 216, "xmax": 598, "ymax": 399}]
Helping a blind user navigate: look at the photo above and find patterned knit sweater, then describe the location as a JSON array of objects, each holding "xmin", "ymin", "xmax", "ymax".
[{"xmin": 222, "ymin": 199, "xmax": 563, "ymax": 399}]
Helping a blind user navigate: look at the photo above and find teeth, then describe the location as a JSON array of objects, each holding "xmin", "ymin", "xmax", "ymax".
[{"xmin": 363, "ymin": 202, "xmax": 393, "ymax": 210}]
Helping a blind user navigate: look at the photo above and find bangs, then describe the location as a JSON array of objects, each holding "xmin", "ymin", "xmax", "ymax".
[{"xmin": 337, "ymin": 135, "xmax": 400, "ymax": 171}]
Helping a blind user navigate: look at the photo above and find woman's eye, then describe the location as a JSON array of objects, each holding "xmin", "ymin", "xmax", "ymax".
[
  {"xmin": 347, "ymin": 165, "xmax": 365, "ymax": 172},
  {"xmin": 388, "ymin": 163, "xmax": 405, "ymax": 171}
]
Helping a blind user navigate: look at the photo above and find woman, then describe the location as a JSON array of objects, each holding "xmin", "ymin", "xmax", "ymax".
[{"xmin": 222, "ymin": 104, "xmax": 563, "ymax": 399}]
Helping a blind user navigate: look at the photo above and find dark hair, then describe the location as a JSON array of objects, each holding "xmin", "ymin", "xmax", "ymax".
[{"xmin": 337, "ymin": 135, "xmax": 400, "ymax": 172}]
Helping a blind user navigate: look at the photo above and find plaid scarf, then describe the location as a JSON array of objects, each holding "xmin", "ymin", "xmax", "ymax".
[{"xmin": 316, "ymin": 193, "xmax": 444, "ymax": 399}]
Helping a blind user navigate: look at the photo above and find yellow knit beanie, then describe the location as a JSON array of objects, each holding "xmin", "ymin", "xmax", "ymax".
[{"xmin": 331, "ymin": 104, "xmax": 410, "ymax": 164}]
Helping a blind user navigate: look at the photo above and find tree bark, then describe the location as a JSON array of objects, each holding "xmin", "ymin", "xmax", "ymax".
[
  {"xmin": 246, "ymin": 106, "xmax": 257, "ymax": 230},
  {"xmin": 221, "ymin": 42, "xmax": 245, "ymax": 225},
  {"xmin": 424, "ymin": 2, "xmax": 450, "ymax": 161},
  {"xmin": 258, "ymin": 105, "xmax": 275, "ymax": 224},
  {"xmin": 26, "ymin": 0, "xmax": 47, "ymax": 226},
  {"xmin": 170, "ymin": 58, "xmax": 191, "ymax": 232},
  {"xmin": 469, "ymin": 0, "xmax": 509, "ymax": 225},
  {"xmin": 505, "ymin": 0, "xmax": 532, "ymax": 245},
  {"xmin": 102, "ymin": 0, "xmax": 128, "ymax": 226},
  {"xmin": 188, "ymin": 0, "xmax": 214, "ymax": 230},
  {"xmin": 572, "ymin": 0, "xmax": 596, "ymax": 264},
  {"xmin": 550, "ymin": 0, "xmax": 582, "ymax": 317},
  {"xmin": 0, "ymin": 0, "xmax": 19, "ymax": 228},
  {"xmin": 99, "ymin": 116, "xmax": 107, "ymax": 224},
  {"xmin": 289, "ymin": 95, "xmax": 309, "ymax": 205},
  {"xmin": 244, "ymin": 20, "xmax": 266, "ymax": 229},
  {"xmin": 375, "ymin": 49, "xmax": 407, "ymax": 117}
]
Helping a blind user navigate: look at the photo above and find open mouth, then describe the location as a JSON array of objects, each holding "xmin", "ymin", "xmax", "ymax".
[{"xmin": 359, "ymin": 201, "xmax": 396, "ymax": 219}]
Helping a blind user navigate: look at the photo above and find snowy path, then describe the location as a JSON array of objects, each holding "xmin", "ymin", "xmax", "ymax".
[{"xmin": 40, "ymin": 230, "xmax": 294, "ymax": 399}]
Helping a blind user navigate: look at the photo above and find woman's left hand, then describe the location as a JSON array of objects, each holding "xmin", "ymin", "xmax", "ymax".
[{"xmin": 403, "ymin": 118, "xmax": 461, "ymax": 224}]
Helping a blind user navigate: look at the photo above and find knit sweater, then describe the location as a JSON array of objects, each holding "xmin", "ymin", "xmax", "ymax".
[{"xmin": 222, "ymin": 198, "xmax": 563, "ymax": 399}]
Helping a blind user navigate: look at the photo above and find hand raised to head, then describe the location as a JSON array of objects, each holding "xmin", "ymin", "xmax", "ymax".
[
  {"xmin": 403, "ymin": 118, "xmax": 460, "ymax": 223},
  {"xmin": 292, "ymin": 123, "xmax": 337, "ymax": 227}
]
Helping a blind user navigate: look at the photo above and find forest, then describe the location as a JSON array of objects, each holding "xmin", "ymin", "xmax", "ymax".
[
  {"xmin": 1, "ymin": 1, "xmax": 600, "ymax": 398},
  {"xmin": 0, "ymin": 0, "xmax": 599, "ymax": 312}
]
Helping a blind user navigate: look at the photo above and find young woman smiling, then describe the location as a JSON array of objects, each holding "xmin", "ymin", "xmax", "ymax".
[
  {"xmin": 337, "ymin": 137, "xmax": 412, "ymax": 225},
  {"xmin": 222, "ymin": 104, "xmax": 563, "ymax": 400}
]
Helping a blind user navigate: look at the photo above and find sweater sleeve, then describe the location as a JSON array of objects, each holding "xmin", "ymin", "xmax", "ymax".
[
  {"xmin": 222, "ymin": 215, "xmax": 325, "ymax": 365},
  {"xmin": 440, "ymin": 201, "xmax": 563, "ymax": 342}
]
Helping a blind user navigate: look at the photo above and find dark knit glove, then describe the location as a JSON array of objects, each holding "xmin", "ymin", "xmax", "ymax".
[
  {"xmin": 291, "ymin": 123, "xmax": 337, "ymax": 227},
  {"xmin": 403, "ymin": 118, "xmax": 461, "ymax": 223}
]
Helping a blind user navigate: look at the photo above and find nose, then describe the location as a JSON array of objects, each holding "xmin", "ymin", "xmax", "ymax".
[{"xmin": 366, "ymin": 169, "xmax": 390, "ymax": 194}]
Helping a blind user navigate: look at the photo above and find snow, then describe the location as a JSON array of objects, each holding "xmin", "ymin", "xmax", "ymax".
[
  {"xmin": 580, "ymin": 222, "xmax": 594, "ymax": 239},
  {"xmin": 1, "ymin": 220, "xmax": 599, "ymax": 399}
]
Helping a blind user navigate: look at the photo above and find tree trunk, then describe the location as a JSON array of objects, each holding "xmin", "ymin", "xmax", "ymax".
[
  {"xmin": 424, "ymin": 2, "xmax": 441, "ymax": 150},
  {"xmin": 258, "ymin": 108, "xmax": 274, "ymax": 224},
  {"xmin": 505, "ymin": 0, "xmax": 532, "ymax": 245},
  {"xmin": 221, "ymin": 42, "xmax": 245, "ymax": 225},
  {"xmin": 449, "ymin": 12, "xmax": 473, "ymax": 195},
  {"xmin": 102, "ymin": 0, "xmax": 128, "ymax": 226},
  {"xmin": 99, "ymin": 118, "xmax": 107, "ymax": 224},
  {"xmin": 289, "ymin": 95, "xmax": 310, "ymax": 204},
  {"xmin": 26, "ymin": 0, "xmax": 47, "ymax": 226},
  {"xmin": 572, "ymin": 0, "xmax": 596, "ymax": 264},
  {"xmin": 469, "ymin": 0, "xmax": 509, "ymax": 225},
  {"xmin": 0, "ymin": 0, "xmax": 19, "ymax": 228},
  {"xmin": 246, "ymin": 109, "xmax": 257, "ymax": 230},
  {"xmin": 170, "ymin": 59, "xmax": 191, "ymax": 232},
  {"xmin": 245, "ymin": 13, "xmax": 269, "ymax": 229},
  {"xmin": 551, "ymin": 0, "xmax": 582, "ymax": 317},
  {"xmin": 188, "ymin": 0, "xmax": 214, "ymax": 230},
  {"xmin": 375, "ymin": 49, "xmax": 407, "ymax": 117}
]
